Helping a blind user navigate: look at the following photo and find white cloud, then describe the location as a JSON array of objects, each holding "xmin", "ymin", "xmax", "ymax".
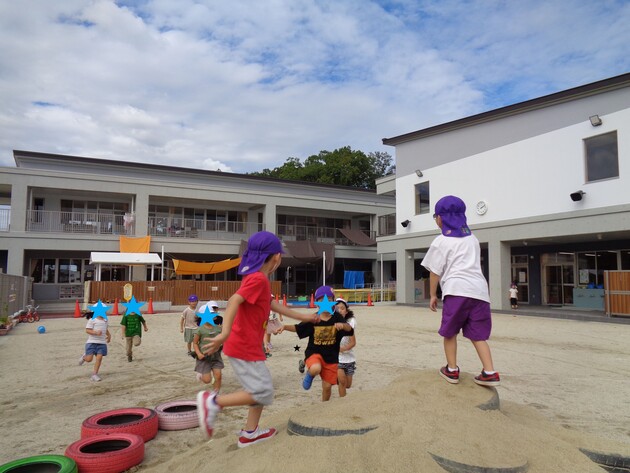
[{"xmin": 0, "ymin": 0, "xmax": 628, "ymax": 173}]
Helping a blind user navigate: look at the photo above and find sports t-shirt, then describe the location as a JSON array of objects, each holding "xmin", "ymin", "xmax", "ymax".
[
  {"xmin": 120, "ymin": 313, "xmax": 145, "ymax": 337},
  {"xmin": 295, "ymin": 313, "xmax": 353, "ymax": 364},
  {"xmin": 223, "ymin": 271, "xmax": 271, "ymax": 361},
  {"xmin": 196, "ymin": 324, "xmax": 223, "ymax": 362},
  {"xmin": 86, "ymin": 317, "xmax": 108, "ymax": 344},
  {"xmin": 421, "ymin": 233, "xmax": 490, "ymax": 303}
]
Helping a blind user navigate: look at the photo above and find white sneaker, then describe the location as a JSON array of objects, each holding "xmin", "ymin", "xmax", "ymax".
[
  {"xmin": 197, "ymin": 390, "xmax": 220, "ymax": 439},
  {"xmin": 79, "ymin": 354, "xmax": 86, "ymax": 366},
  {"xmin": 238, "ymin": 426, "xmax": 277, "ymax": 448},
  {"xmin": 90, "ymin": 374, "xmax": 101, "ymax": 382}
]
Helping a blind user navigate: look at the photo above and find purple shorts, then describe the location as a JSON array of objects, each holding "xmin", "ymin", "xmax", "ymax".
[{"xmin": 439, "ymin": 295, "xmax": 491, "ymax": 341}]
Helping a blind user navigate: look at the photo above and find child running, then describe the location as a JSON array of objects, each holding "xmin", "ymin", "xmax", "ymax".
[
  {"xmin": 120, "ymin": 311, "xmax": 148, "ymax": 362},
  {"xmin": 193, "ymin": 304, "xmax": 223, "ymax": 392},
  {"xmin": 78, "ymin": 310, "xmax": 111, "ymax": 382},
  {"xmin": 196, "ymin": 231, "xmax": 319, "ymax": 448},
  {"xmin": 181, "ymin": 294, "xmax": 200, "ymax": 356},
  {"xmin": 280, "ymin": 286, "xmax": 354, "ymax": 401},
  {"xmin": 421, "ymin": 195, "xmax": 500, "ymax": 386},
  {"xmin": 335, "ymin": 298, "xmax": 357, "ymax": 398}
]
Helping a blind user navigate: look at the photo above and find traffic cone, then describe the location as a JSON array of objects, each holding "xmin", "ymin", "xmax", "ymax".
[
  {"xmin": 367, "ymin": 292, "xmax": 374, "ymax": 307},
  {"xmin": 147, "ymin": 298, "xmax": 155, "ymax": 314},
  {"xmin": 74, "ymin": 300, "xmax": 81, "ymax": 318},
  {"xmin": 309, "ymin": 293, "xmax": 315, "ymax": 308},
  {"xmin": 283, "ymin": 294, "xmax": 287, "ymax": 306},
  {"xmin": 275, "ymin": 294, "xmax": 279, "ymax": 302},
  {"xmin": 112, "ymin": 298, "xmax": 120, "ymax": 316}
]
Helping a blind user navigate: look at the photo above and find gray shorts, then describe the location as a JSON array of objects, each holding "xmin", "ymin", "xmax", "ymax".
[
  {"xmin": 338, "ymin": 362, "xmax": 356, "ymax": 376},
  {"xmin": 184, "ymin": 328, "xmax": 196, "ymax": 343},
  {"xmin": 195, "ymin": 355, "xmax": 224, "ymax": 374},
  {"xmin": 228, "ymin": 356, "xmax": 274, "ymax": 406}
]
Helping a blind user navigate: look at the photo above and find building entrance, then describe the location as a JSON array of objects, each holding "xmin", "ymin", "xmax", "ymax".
[{"xmin": 544, "ymin": 264, "xmax": 574, "ymax": 305}]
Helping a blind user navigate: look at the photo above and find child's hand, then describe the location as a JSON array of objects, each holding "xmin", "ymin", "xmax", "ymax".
[
  {"xmin": 202, "ymin": 335, "xmax": 225, "ymax": 355},
  {"xmin": 429, "ymin": 296, "xmax": 439, "ymax": 312},
  {"xmin": 144, "ymin": 326, "xmax": 148, "ymax": 332},
  {"xmin": 307, "ymin": 312, "xmax": 320, "ymax": 324},
  {"xmin": 273, "ymin": 326, "xmax": 284, "ymax": 335},
  {"xmin": 334, "ymin": 322, "xmax": 345, "ymax": 330}
]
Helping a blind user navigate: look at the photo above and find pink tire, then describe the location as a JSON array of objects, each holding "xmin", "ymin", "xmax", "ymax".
[
  {"xmin": 65, "ymin": 433, "xmax": 144, "ymax": 473},
  {"xmin": 81, "ymin": 408, "xmax": 158, "ymax": 442},
  {"xmin": 155, "ymin": 400, "xmax": 199, "ymax": 431}
]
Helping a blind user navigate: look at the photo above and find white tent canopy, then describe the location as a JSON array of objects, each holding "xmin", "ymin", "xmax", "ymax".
[{"xmin": 90, "ymin": 252, "xmax": 162, "ymax": 281}]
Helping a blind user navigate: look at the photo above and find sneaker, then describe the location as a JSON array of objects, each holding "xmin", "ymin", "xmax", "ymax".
[
  {"xmin": 302, "ymin": 372, "xmax": 314, "ymax": 390},
  {"xmin": 90, "ymin": 374, "xmax": 101, "ymax": 382},
  {"xmin": 78, "ymin": 354, "xmax": 85, "ymax": 366},
  {"xmin": 197, "ymin": 390, "xmax": 220, "ymax": 439},
  {"xmin": 439, "ymin": 365, "xmax": 460, "ymax": 384},
  {"xmin": 238, "ymin": 426, "xmax": 277, "ymax": 448},
  {"xmin": 127, "ymin": 354, "xmax": 133, "ymax": 362},
  {"xmin": 474, "ymin": 371, "xmax": 501, "ymax": 386},
  {"xmin": 298, "ymin": 359, "xmax": 305, "ymax": 373}
]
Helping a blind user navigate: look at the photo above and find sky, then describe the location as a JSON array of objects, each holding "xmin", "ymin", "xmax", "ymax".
[{"xmin": 0, "ymin": 1, "xmax": 629, "ymax": 174}]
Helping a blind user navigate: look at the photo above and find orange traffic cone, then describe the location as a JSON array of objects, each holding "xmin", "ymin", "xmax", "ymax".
[
  {"xmin": 367, "ymin": 292, "xmax": 374, "ymax": 307},
  {"xmin": 74, "ymin": 300, "xmax": 81, "ymax": 318},
  {"xmin": 275, "ymin": 294, "xmax": 279, "ymax": 302},
  {"xmin": 283, "ymin": 294, "xmax": 287, "ymax": 306},
  {"xmin": 147, "ymin": 298, "xmax": 155, "ymax": 314},
  {"xmin": 309, "ymin": 293, "xmax": 315, "ymax": 308},
  {"xmin": 112, "ymin": 298, "xmax": 120, "ymax": 316}
]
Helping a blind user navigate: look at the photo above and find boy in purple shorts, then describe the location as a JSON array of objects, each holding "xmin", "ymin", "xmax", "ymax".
[{"xmin": 421, "ymin": 195, "xmax": 500, "ymax": 387}]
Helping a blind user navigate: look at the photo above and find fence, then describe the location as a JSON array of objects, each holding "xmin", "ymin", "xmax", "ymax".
[
  {"xmin": 0, "ymin": 273, "xmax": 31, "ymax": 321},
  {"xmin": 604, "ymin": 270, "xmax": 630, "ymax": 317},
  {"xmin": 89, "ymin": 280, "xmax": 282, "ymax": 306}
]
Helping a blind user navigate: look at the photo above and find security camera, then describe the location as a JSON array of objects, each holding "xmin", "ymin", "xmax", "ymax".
[
  {"xmin": 400, "ymin": 219, "xmax": 410, "ymax": 228},
  {"xmin": 570, "ymin": 190, "xmax": 585, "ymax": 202}
]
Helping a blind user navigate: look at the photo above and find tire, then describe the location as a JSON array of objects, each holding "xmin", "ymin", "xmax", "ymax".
[
  {"xmin": 81, "ymin": 408, "xmax": 158, "ymax": 442},
  {"xmin": 287, "ymin": 418, "xmax": 377, "ymax": 437},
  {"xmin": 34, "ymin": 313, "xmax": 40, "ymax": 321},
  {"xmin": 65, "ymin": 433, "xmax": 144, "ymax": 473},
  {"xmin": 579, "ymin": 448, "xmax": 630, "ymax": 472},
  {"xmin": 0, "ymin": 454, "xmax": 77, "ymax": 473},
  {"xmin": 155, "ymin": 400, "xmax": 199, "ymax": 431},
  {"xmin": 27, "ymin": 315, "xmax": 34, "ymax": 323},
  {"xmin": 429, "ymin": 453, "xmax": 529, "ymax": 473}
]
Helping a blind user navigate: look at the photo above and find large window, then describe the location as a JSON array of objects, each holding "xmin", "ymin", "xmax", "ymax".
[
  {"xmin": 415, "ymin": 182, "xmax": 430, "ymax": 215},
  {"xmin": 584, "ymin": 131, "xmax": 618, "ymax": 182}
]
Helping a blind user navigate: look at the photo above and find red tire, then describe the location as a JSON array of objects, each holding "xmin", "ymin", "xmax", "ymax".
[
  {"xmin": 81, "ymin": 408, "xmax": 158, "ymax": 442},
  {"xmin": 27, "ymin": 315, "xmax": 34, "ymax": 323},
  {"xmin": 34, "ymin": 313, "xmax": 40, "ymax": 321},
  {"xmin": 155, "ymin": 400, "xmax": 199, "ymax": 431},
  {"xmin": 65, "ymin": 433, "xmax": 144, "ymax": 473}
]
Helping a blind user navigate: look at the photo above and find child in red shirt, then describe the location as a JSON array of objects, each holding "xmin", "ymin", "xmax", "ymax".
[{"xmin": 196, "ymin": 231, "xmax": 318, "ymax": 448}]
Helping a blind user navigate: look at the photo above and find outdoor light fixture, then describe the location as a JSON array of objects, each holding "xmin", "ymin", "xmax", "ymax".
[
  {"xmin": 570, "ymin": 190, "xmax": 585, "ymax": 202},
  {"xmin": 415, "ymin": 169, "xmax": 423, "ymax": 177},
  {"xmin": 589, "ymin": 115, "xmax": 602, "ymax": 126},
  {"xmin": 400, "ymin": 219, "xmax": 410, "ymax": 228}
]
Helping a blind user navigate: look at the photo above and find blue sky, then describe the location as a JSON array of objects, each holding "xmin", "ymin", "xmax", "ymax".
[{"xmin": 0, "ymin": 0, "xmax": 628, "ymax": 173}]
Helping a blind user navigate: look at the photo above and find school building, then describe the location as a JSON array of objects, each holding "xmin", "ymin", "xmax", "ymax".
[
  {"xmin": 0, "ymin": 151, "xmax": 395, "ymax": 305},
  {"xmin": 377, "ymin": 72, "xmax": 630, "ymax": 312}
]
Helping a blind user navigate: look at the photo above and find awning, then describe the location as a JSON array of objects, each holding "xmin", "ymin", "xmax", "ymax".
[
  {"xmin": 119, "ymin": 236, "xmax": 151, "ymax": 253},
  {"xmin": 90, "ymin": 252, "xmax": 162, "ymax": 265},
  {"xmin": 173, "ymin": 258, "xmax": 242, "ymax": 275},
  {"xmin": 339, "ymin": 228, "xmax": 376, "ymax": 246}
]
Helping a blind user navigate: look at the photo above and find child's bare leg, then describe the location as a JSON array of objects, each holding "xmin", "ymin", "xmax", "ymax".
[
  {"xmin": 443, "ymin": 335, "xmax": 458, "ymax": 369},
  {"xmin": 471, "ymin": 340, "xmax": 494, "ymax": 372},
  {"xmin": 214, "ymin": 391, "xmax": 260, "ymax": 431},
  {"xmin": 93, "ymin": 354, "xmax": 103, "ymax": 374},
  {"xmin": 322, "ymin": 380, "xmax": 333, "ymax": 402},
  {"xmin": 337, "ymin": 369, "xmax": 347, "ymax": 397},
  {"xmin": 212, "ymin": 368, "xmax": 222, "ymax": 392},
  {"xmin": 346, "ymin": 374, "xmax": 353, "ymax": 389},
  {"xmin": 83, "ymin": 354, "xmax": 94, "ymax": 363},
  {"xmin": 201, "ymin": 372, "xmax": 213, "ymax": 384},
  {"xmin": 186, "ymin": 342, "xmax": 191, "ymax": 352},
  {"xmin": 308, "ymin": 362, "xmax": 322, "ymax": 378}
]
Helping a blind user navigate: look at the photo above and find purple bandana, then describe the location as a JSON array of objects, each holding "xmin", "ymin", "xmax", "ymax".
[
  {"xmin": 435, "ymin": 195, "xmax": 471, "ymax": 238},
  {"xmin": 238, "ymin": 231, "xmax": 285, "ymax": 275}
]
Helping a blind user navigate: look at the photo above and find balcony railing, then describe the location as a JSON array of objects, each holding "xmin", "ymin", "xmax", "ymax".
[
  {"xmin": 277, "ymin": 224, "xmax": 376, "ymax": 246},
  {"xmin": 148, "ymin": 218, "xmax": 263, "ymax": 241},
  {"xmin": 0, "ymin": 208, "xmax": 10, "ymax": 231},
  {"xmin": 26, "ymin": 210, "xmax": 134, "ymax": 235}
]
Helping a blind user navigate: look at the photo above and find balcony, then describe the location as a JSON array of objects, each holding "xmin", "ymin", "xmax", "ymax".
[
  {"xmin": 277, "ymin": 224, "xmax": 375, "ymax": 246},
  {"xmin": 0, "ymin": 208, "xmax": 10, "ymax": 231},
  {"xmin": 148, "ymin": 218, "xmax": 263, "ymax": 241},
  {"xmin": 26, "ymin": 210, "xmax": 134, "ymax": 235}
]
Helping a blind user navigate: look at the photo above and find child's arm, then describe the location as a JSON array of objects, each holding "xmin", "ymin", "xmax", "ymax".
[
  {"xmin": 429, "ymin": 271, "xmax": 441, "ymax": 312},
  {"xmin": 192, "ymin": 333, "xmax": 204, "ymax": 359},
  {"xmin": 340, "ymin": 335, "xmax": 356, "ymax": 353},
  {"xmin": 281, "ymin": 324, "xmax": 298, "ymax": 333},
  {"xmin": 201, "ymin": 293, "xmax": 243, "ymax": 355},
  {"xmin": 141, "ymin": 317, "xmax": 148, "ymax": 332},
  {"xmin": 180, "ymin": 314, "xmax": 185, "ymax": 332},
  {"xmin": 270, "ymin": 300, "xmax": 319, "ymax": 323},
  {"xmin": 334, "ymin": 322, "xmax": 353, "ymax": 332},
  {"xmin": 106, "ymin": 329, "xmax": 111, "ymax": 343}
]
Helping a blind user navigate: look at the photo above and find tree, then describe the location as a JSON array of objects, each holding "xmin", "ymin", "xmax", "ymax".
[{"xmin": 250, "ymin": 147, "xmax": 394, "ymax": 189}]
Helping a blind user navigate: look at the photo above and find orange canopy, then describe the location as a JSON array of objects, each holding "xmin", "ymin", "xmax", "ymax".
[{"xmin": 173, "ymin": 258, "xmax": 242, "ymax": 275}]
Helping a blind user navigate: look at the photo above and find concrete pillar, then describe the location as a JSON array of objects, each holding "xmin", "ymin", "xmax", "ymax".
[
  {"xmin": 263, "ymin": 203, "xmax": 277, "ymax": 235},
  {"xmin": 133, "ymin": 192, "xmax": 149, "ymax": 237},
  {"xmin": 10, "ymin": 182, "xmax": 28, "ymax": 234},
  {"xmin": 488, "ymin": 239, "xmax": 511, "ymax": 310},
  {"xmin": 396, "ymin": 247, "xmax": 415, "ymax": 304}
]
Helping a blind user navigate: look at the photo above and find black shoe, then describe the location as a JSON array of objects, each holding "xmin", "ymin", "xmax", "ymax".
[
  {"xmin": 127, "ymin": 355, "xmax": 133, "ymax": 362},
  {"xmin": 298, "ymin": 359, "xmax": 305, "ymax": 373}
]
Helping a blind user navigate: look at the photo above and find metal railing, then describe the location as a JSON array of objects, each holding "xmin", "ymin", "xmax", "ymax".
[
  {"xmin": 148, "ymin": 218, "xmax": 263, "ymax": 241},
  {"xmin": 277, "ymin": 225, "xmax": 376, "ymax": 246},
  {"xmin": 0, "ymin": 208, "xmax": 10, "ymax": 231},
  {"xmin": 25, "ymin": 210, "xmax": 134, "ymax": 235}
]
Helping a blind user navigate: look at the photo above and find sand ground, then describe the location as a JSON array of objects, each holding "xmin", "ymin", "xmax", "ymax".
[{"xmin": 1, "ymin": 305, "xmax": 629, "ymax": 472}]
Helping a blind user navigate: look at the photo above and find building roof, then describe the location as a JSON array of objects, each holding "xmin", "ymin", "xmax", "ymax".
[{"xmin": 382, "ymin": 72, "xmax": 630, "ymax": 146}]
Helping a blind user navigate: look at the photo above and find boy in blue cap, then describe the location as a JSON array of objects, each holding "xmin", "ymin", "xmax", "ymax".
[
  {"xmin": 196, "ymin": 231, "xmax": 319, "ymax": 448},
  {"xmin": 421, "ymin": 195, "xmax": 500, "ymax": 386}
]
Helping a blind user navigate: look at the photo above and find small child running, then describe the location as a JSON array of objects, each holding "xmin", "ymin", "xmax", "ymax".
[
  {"xmin": 120, "ymin": 311, "xmax": 148, "ymax": 362},
  {"xmin": 79, "ymin": 310, "xmax": 111, "ymax": 382},
  {"xmin": 193, "ymin": 306, "xmax": 224, "ymax": 392},
  {"xmin": 335, "ymin": 298, "xmax": 357, "ymax": 398},
  {"xmin": 181, "ymin": 295, "xmax": 200, "ymax": 356}
]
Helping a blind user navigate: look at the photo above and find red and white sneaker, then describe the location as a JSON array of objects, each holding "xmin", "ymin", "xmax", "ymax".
[
  {"xmin": 196, "ymin": 390, "xmax": 220, "ymax": 439},
  {"xmin": 473, "ymin": 371, "xmax": 501, "ymax": 386},
  {"xmin": 439, "ymin": 365, "xmax": 460, "ymax": 384},
  {"xmin": 237, "ymin": 426, "xmax": 277, "ymax": 448}
]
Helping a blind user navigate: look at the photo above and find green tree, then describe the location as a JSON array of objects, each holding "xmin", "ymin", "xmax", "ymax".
[{"xmin": 251, "ymin": 147, "xmax": 393, "ymax": 189}]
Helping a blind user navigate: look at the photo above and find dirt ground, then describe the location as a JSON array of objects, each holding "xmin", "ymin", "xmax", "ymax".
[{"xmin": 1, "ymin": 305, "xmax": 629, "ymax": 472}]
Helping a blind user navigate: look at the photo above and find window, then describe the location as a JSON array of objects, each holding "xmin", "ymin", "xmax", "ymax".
[
  {"xmin": 584, "ymin": 131, "xmax": 618, "ymax": 182},
  {"xmin": 415, "ymin": 182, "xmax": 430, "ymax": 215}
]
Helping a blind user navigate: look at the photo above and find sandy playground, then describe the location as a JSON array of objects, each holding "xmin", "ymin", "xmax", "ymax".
[{"xmin": 0, "ymin": 305, "xmax": 629, "ymax": 472}]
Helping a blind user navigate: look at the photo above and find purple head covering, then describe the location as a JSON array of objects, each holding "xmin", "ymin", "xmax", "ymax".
[
  {"xmin": 238, "ymin": 231, "xmax": 284, "ymax": 275},
  {"xmin": 315, "ymin": 285, "xmax": 334, "ymax": 300},
  {"xmin": 434, "ymin": 195, "xmax": 471, "ymax": 238}
]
